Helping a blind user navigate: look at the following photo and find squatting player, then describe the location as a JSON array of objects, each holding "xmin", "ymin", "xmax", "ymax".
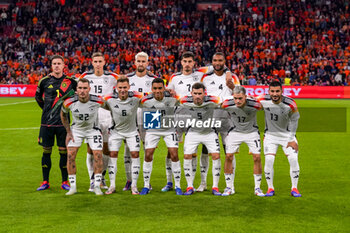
[
  {"xmin": 139, "ymin": 78, "xmax": 182, "ymax": 195},
  {"xmin": 78, "ymin": 52, "xmax": 119, "ymax": 191},
  {"xmin": 61, "ymin": 78, "xmax": 105, "ymax": 195},
  {"xmin": 180, "ymin": 83, "xmax": 222, "ymax": 196},
  {"xmin": 35, "ymin": 55, "xmax": 77, "ymax": 191},
  {"xmin": 259, "ymin": 81, "xmax": 301, "ymax": 197},
  {"xmin": 104, "ymin": 77, "xmax": 143, "ymax": 195},
  {"xmin": 123, "ymin": 52, "xmax": 156, "ymax": 191},
  {"xmin": 221, "ymin": 86, "xmax": 265, "ymax": 197}
]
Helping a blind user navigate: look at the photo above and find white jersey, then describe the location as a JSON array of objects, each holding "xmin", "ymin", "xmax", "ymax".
[
  {"xmin": 104, "ymin": 91, "xmax": 143, "ymax": 137},
  {"xmin": 62, "ymin": 95, "xmax": 104, "ymax": 131},
  {"xmin": 127, "ymin": 71, "xmax": 157, "ymax": 94},
  {"xmin": 140, "ymin": 91, "xmax": 178, "ymax": 133},
  {"xmin": 201, "ymin": 71, "xmax": 234, "ymax": 101},
  {"xmin": 221, "ymin": 97, "xmax": 262, "ymax": 133},
  {"xmin": 180, "ymin": 95, "xmax": 220, "ymax": 134},
  {"xmin": 167, "ymin": 71, "xmax": 205, "ymax": 98},
  {"xmin": 79, "ymin": 70, "xmax": 119, "ymax": 96},
  {"xmin": 259, "ymin": 94, "xmax": 300, "ymax": 141}
]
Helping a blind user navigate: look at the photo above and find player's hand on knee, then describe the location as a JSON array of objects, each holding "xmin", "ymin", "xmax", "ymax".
[
  {"xmin": 66, "ymin": 131, "xmax": 74, "ymax": 146},
  {"xmin": 287, "ymin": 141, "xmax": 298, "ymax": 152}
]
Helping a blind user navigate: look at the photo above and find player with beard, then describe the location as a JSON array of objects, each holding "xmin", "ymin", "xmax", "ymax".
[{"xmin": 122, "ymin": 52, "xmax": 157, "ymax": 191}]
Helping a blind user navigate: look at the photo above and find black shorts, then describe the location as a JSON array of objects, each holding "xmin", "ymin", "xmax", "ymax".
[{"xmin": 38, "ymin": 126, "xmax": 67, "ymax": 148}]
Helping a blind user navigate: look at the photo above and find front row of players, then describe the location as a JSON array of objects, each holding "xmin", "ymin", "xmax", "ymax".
[{"xmin": 61, "ymin": 77, "xmax": 301, "ymax": 197}]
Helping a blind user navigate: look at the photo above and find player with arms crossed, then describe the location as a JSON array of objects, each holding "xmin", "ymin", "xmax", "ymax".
[
  {"xmin": 221, "ymin": 86, "xmax": 265, "ymax": 196},
  {"xmin": 122, "ymin": 52, "xmax": 157, "ymax": 191},
  {"xmin": 61, "ymin": 78, "xmax": 105, "ymax": 195},
  {"xmin": 139, "ymin": 78, "xmax": 183, "ymax": 195},
  {"xmin": 35, "ymin": 55, "xmax": 77, "ymax": 191},
  {"xmin": 180, "ymin": 83, "xmax": 222, "ymax": 196},
  {"xmin": 79, "ymin": 52, "xmax": 119, "ymax": 191},
  {"xmin": 259, "ymin": 81, "xmax": 301, "ymax": 197},
  {"xmin": 199, "ymin": 52, "xmax": 239, "ymax": 192},
  {"xmin": 104, "ymin": 77, "xmax": 143, "ymax": 195}
]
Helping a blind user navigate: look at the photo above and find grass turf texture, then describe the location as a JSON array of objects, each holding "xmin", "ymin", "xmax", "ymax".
[{"xmin": 0, "ymin": 98, "xmax": 349, "ymax": 233}]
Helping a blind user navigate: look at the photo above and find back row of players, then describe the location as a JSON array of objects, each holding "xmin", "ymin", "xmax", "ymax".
[{"xmin": 37, "ymin": 51, "xmax": 301, "ymax": 197}]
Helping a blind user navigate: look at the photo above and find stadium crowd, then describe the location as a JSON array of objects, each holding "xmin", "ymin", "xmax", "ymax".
[{"xmin": 1, "ymin": 0, "xmax": 350, "ymax": 86}]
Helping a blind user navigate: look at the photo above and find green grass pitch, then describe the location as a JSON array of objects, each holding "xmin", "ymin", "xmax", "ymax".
[{"xmin": 0, "ymin": 97, "xmax": 349, "ymax": 233}]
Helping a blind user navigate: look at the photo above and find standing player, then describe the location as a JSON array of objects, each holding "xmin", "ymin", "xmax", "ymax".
[
  {"xmin": 199, "ymin": 52, "xmax": 239, "ymax": 192},
  {"xmin": 164, "ymin": 51, "xmax": 206, "ymax": 192},
  {"xmin": 122, "ymin": 52, "xmax": 157, "ymax": 191},
  {"xmin": 180, "ymin": 83, "xmax": 222, "ymax": 196},
  {"xmin": 139, "ymin": 78, "xmax": 182, "ymax": 195},
  {"xmin": 79, "ymin": 52, "xmax": 119, "ymax": 191},
  {"xmin": 35, "ymin": 55, "xmax": 77, "ymax": 191},
  {"xmin": 104, "ymin": 77, "xmax": 143, "ymax": 195},
  {"xmin": 60, "ymin": 78, "xmax": 105, "ymax": 195},
  {"xmin": 221, "ymin": 86, "xmax": 265, "ymax": 196},
  {"xmin": 259, "ymin": 81, "xmax": 301, "ymax": 197}
]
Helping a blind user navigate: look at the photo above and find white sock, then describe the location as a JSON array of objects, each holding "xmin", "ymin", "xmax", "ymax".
[
  {"xmin": 171, "ymin": 161, "xmax": 181, "ymax": 188},
  {"xmin": 287, "ymin": 153, "xmax": 300, "ymax": 189},
  {"xmin": 165, "ymin": 157, "xmax": 172, "ymax": 183},
  {"xmin": 108, "ymin": 158, "xmax": 117, "ymax": 188},
  {"xmin": 192, "ymin": 157, "xmax": 197, "ymax": 184},
  {"xmin": 224, "ymin": 173, "xmax": 234, "ymax": 189},
  {"xmin": 200, "ymin": 153, "xmax": 209, "ymax": 184},
  {"xmin": 124, "ymin": 145, "xmax": 132, "ymax": 181},
  {"xmin": 264, "ymin": 155, "xmax": 275, "ymax": 189},
  {"xmin": 94, "ymin": 173, "xmax": 102, "ymax": 188},
  {"xmin": 254, "ymin": 174, "xmax": 262, "ymax": 190},
  {"xmin": 212, "ymin": 159, "xmax": 221, "ymax": 188},
  {"xmin": 183, "ymin": 159, "xmax": 193, "ymax": 188},
  {"xmin": 143, "ymin": 160, "xmax": 153, "ymax": 189},
  {"xmin": 68, "ymin": 175, "xmax": 76, "ymax": 190},
  {"xmin": 86, "ymin": 153, "xmax": 94, "ymax": 180},
  {"xmin": 131, "ymin": 157, "xmax": 140, "ymax": 188}
]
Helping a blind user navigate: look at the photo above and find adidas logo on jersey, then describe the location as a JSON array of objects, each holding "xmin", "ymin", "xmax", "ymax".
[
  {"xmin": 97, "ymin": 144, "xmax": 102, "ymax": 148},
  {"xmin": 114, "ymin": 104, "xmax": 119, "ymax": 108},
  {"xmin": 179, "ymin": 81, "xmax": 184, "ymax": 84},
  {"xmin": 74, "ymin": 109, "xmax": 79, "ymax": 113},
  {"xmin": 210, "ymin": 81, "xmax": 215, "ymax": 85},
  {"xmin": 130, "ymin": 83, "xmax": 135, "ymax": 86},
  {"xmin": 151, "ymin": 106, "xmax": 156, "ymax": 109},
  {"xmin": 48, "ymin": 84, "xmax": 53, "ymax": 88}
]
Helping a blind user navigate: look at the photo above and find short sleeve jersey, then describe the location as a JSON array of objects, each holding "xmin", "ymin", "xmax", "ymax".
[
  {"xmin": 167, "ymin": 70, "xmax": 205, "ymax": 98},
  {"xmin": 258, "ymin": 94, "xmax": 299, "ymax": 140},
  {"xmin": 127, "ymin": 71, "xmax": 157, "ymax": 94},
  {"xmin": 140, "ymin": 91, "xmax": 178, "ymax": 133},
  {"xmin": 221, "ymin": 98, "xmax": 262, "ymax": 133},
  {"xmin": 104, "ymin": 91, "xmax": 143, "ymax": 136},
  {"xmin": 62, "ymin": 95, "xmax": 104, "ymax": 131},
  {"xmin": 78, "ymin": 71, "xmax": 119, "ymax": 96},
  {"xmin": 180, "ymin": 95, "xmax": 220, "ymax": 134}
]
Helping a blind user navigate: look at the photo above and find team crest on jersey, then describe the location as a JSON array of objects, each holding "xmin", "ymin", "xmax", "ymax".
[
  {"xmin": 145, "ymin": 81, "xmax": 152, "ymax": 87},
  {"xmin": 193, "ymin": 75, "xmax": 199, "ymax": 81},
  {"xmin": 103, "ymin": 77, "xmax": 109, "ymax": 84},
  {"xmin": 61, "ymin": 82, "xmax": 67, "ymax": 88},
  {"xmin": 89, "ymin": 107, "xmax": 95, "ymax": 112}
]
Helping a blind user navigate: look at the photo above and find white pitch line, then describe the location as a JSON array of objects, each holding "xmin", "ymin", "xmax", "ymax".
[
  {"xmin": 0, "ymin": 100, "xmax": 35, "ymax": 106},
  {"xmin": 0, "ymin": 127, "xmax": 39, "ymax": 131}
]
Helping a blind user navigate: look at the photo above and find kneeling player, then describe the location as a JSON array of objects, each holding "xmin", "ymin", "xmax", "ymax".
[
  {"xmin": 61, "ymin": 78, "xmax": 105, "ymax": 195},
  {"xmin": 139, "ymin": 78, "xmax": 182, "ymax": 195},
  {"xmin": 180, "ymin": 83, "xmax": 222, "ymax": 196},
  {"xmin": 104, "ymin": 77, "xmax": 143, "ymax": 195},
  {"xmin": 221, "ymin": 86, "xmax": 264, "ymax": 196}
]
